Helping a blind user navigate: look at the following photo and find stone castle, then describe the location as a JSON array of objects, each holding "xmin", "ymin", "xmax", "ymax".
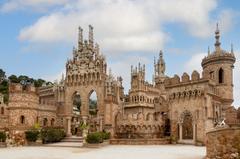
[{"xmin": 0, "ymin": 24, "xmax": 239, "ymax": 145}]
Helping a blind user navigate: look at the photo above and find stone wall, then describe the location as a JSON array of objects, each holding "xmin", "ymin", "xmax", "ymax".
[{"xmin": 206, "ymin": 127, "xmax": 240, "ymax": 159}]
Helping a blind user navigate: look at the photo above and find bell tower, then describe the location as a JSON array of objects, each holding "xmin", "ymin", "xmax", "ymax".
[{"xmin": 202, "ymin": 24, "xmax": 236, "ymax": 104}]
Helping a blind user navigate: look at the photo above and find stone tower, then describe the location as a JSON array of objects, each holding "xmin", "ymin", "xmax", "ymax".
[
  {"xmin": 154, "ymin": 50, "xmax": 166, "ymax": 91},
  {"xmin": 130, "ymin": 63, "xmax": 145, "ymax": 90},
  {"xmin": 202, "ymin": 24, "xmax": 236, "ymax": 106}
]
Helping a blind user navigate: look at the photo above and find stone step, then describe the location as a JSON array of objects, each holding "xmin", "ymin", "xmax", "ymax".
[
  {"xmin": 61, "ymin": 136, "xmax": 84, "ymax": 142},
  {"xmin": 44, "ymin": 142, "xmax": 83, "ymax": 148}
]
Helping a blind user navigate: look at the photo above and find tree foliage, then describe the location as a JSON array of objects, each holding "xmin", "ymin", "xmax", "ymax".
[
  {"xmin": 0, "ymin": 69, "xmax": 6, "ymax": 83},
  {"xmin": 0, "ymin": 68, "xmax": 51, "ymax": 104}
]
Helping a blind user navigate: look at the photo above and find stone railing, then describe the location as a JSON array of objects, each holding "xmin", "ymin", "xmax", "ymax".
[{"xmin": 206, "ymin": 127, "xmax": 240, "ymax": 159}]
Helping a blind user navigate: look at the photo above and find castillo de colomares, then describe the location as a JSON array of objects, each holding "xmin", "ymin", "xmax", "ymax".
[{"xmin": 0, "ymin": 1, "xmax": 240, "ymax": 159}]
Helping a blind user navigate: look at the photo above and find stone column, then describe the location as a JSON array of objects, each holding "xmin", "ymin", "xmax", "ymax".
[
  {"xmin": 99, "ymin": 116, "xmax": 103, "ymax": 132},
  {"xmin": 193, "ymin": 123, "xmax": 196, "ymax": 143},
  {"xmin": 66, "ymin": 117, "xmax": 72, "ymax": 137},
  {"xmin": 82, "ymin": 116, "xmax": 88, "ymax": 144},
  {"xmin": 179, "ymin": 123, "xmax": 183, "ymax": 142}
]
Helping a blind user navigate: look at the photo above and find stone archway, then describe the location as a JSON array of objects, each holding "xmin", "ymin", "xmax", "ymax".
[
  {"xmin": 71, "ymin": 91, "xmax": 82, "ymax": 135},
  {"xmin": 182, "ymin": 113, "xmax": 193, "ymax": 139},
  {"xmin": 178, "ymin": 110, "xmax": 195, "ymax": 144}
]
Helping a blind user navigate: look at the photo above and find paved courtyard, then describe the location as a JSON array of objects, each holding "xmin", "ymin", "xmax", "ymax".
[{"xmin": 0, "ymin": 145, "xmax": 205, "ymax": 159}]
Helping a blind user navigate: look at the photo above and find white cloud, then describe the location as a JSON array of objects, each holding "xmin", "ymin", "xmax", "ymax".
[
  {"xmin": 16, "ymin": 0, "xmax": 234, "ymax": 55},
  {"xmin": 233, "ymin": 51, "xmax": 240, "ymax": 107},
  {"xmin": 0, "ymin": 0, "xmax": 69, "ymax": 12}
]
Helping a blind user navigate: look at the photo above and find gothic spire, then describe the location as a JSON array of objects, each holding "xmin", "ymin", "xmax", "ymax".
[
  {"xmin": 89, "ymin": 25, "xmax": 94, "ymax": 48},
  {"xmin": 208, "ymin": 46, "xmax": 210, "ymax": 55},
  {"xmin": 78, "ymin": 26, "xmax": 83, "ymax": 50},
  {"xmin": 214, "ymin": 23, "xmax": 221, "ymax": 52},
  {"xmin": 158, "ymin": 50, "xmax": 165, "ymax": 77}
]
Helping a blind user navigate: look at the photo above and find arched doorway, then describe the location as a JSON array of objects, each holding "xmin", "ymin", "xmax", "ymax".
[
  {"xmin": 72, "ymin": 92, "xmax": 81, "ymax": 135},
  {"xmin": 182, "ymin": 113, "xmax": 193, "ymax": 139},
  {"xmin": 89, "ymin": 91, "xmax": 97, "ymax": 116},
  {"xmin": 88, "ymin": 91, "xmax": 98, "ymax": 132},
  {"xmin": 179, "ymin": 110, "xmax": 195, "ymax": 144}
]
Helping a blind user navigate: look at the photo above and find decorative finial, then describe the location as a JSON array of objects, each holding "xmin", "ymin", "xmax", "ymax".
[
  {"xmin": 215, "ymin": 23, "xmax": 221, "ymax": 52},
  {"xmin": 138, "ymin": 62, "xmax": 141, "ymax": 71},
  {"xmin": 208, "ymin": 46, "xmax": 210, "ymax": 55},
  {"xmin": 159, "ymin": 50, "xmax": 163, "ymax": 58},
  {"xmin": 78, "ymin": 26, "xmax": 83, "ymax": 50},
  {"xmin": 89, "ymin": 25, "xmax": 94, "ymax": 48},
  {"xmin": 95, "ymin": 43, "xmax": 100, "ymax": 55},
  {"xmin": 231, "ymin": 43, "xmax": 234, "ymax": 54},
  {"xmin": 131, "ymin": 65, "xmax": 133, "ymax": 73}
]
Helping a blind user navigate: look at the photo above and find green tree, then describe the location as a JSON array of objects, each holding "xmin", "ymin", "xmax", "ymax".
[
  {"xmin": 34, "ymin": 79, "xmax": 46, "ymax": 87},
  {"xmin": 0, "ymin": 69, "xmax": 6, "ymax": 83},
  {"xmin": 8, "ymin": 75, "xmax": 19, "ymax": 83}
]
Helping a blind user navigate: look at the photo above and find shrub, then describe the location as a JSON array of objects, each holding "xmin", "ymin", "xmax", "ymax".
[
  {"xmin": 86, "ymin": 132, "xmax": 103, "ymax": 144},
  {"xmin": 0, "ymin": 132, "xmax": 6, "ymax": 142},
  {"xmin": 25, "ymin": 130, "xmax": 39, "ymax": 142},
  {"xmin": 41, "ymin": 128, "xmax": 65, "ymax": 143},
  {"xmin": 101, "ymin": 131, "xmax": 110, "ymax": 140}
]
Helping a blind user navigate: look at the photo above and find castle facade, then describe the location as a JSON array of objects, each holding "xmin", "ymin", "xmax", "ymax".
[{"xmin": 0, "ymin": 25, "xmax": 239, "ymax": 145}]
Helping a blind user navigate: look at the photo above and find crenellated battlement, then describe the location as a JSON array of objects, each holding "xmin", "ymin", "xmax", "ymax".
[
  {"xmin": 9, "ymin": 83, "xmax": 37, "ymax": 94},
  {"xmin": 164, "ymin": 70, "xmax": 204, "ymax": 87}
]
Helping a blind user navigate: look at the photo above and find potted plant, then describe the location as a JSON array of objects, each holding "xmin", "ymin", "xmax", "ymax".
[
  {"xmin": 79, "ymin": 121, "xmax": 89, "ymax": 144},
  {"xmin": 0, "ymin": 131, "xmax": 7, "ymax": 147},
  {"xmin": 170, "ymin": 135, "xmax": 177, "ymax": 144}
]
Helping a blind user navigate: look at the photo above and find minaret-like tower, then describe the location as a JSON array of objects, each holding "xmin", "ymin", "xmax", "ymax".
[
  {"xmin": 154, "ymin": 50, "xmax": 166, "ymax": 90},
  {"xmin": 202, "ymin": 24, "xmax": 236, "ymax": 104}
]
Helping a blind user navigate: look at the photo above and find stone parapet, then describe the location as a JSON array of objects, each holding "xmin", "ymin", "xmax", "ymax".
[{"xmin": 206, "ymin": 127, "xmax": 240, "ymax": 159}]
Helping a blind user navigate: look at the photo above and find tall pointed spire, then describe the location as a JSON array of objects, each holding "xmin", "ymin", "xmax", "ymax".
[
  {"xmin": 158, "ymin": 50, "xmax": 165, "ymax": 77},
  {"xmin": 214, "ymin": 23, "xmax": 221, "ymax": 53},
  {"xmin": 208, "ymin": 46, "xmax": 210, "ymax": 55},
  {"xmin": 231, "ymin": 43, "xmax": 234, "ymax": 54},
  {"xmin": 78, "ymin": 26, "xmax": 83, "ymax": 50},
  {"xmin": 89, "ymin": 25, "xmax": 94, "ymax": 48}
]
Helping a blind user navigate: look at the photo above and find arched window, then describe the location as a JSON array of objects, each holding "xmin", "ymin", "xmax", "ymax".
[
  {"xmin": 51, "ymin": 118, "xmax": 55, "ymax": 126},
  {"xmin": 218, "ymin": 68, "xmax": 224, "ymax": 83},
  {"xmin": 20, "ymin": 115, "xmax": 25, "ymax": 124},
  {"xmin": 43, "ymin": 118, "xmax": 48, "ymax": 126},
  {"xmin": 1, "ymin": 107, "xmax": 3, "ymax": 114}
]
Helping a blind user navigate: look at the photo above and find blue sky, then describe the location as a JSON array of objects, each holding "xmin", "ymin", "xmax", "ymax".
[{"xmin": 0, "ymin": 0, "xmax": 240, "ymax": 107}]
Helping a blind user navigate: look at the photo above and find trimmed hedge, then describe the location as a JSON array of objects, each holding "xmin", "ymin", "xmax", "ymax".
[
  {"xmin": 86, "ymin": 131, "xmax": 111, "ymax": 144},
  {"xmin": 41, "ymin": 128, "xmax": 65, "ymax": 143},
  {"xmin": 25, "ymin": 130, "xmax": 39, "ymax": 142},
  {"xmin": 86, "ymin": 132, "xmax": 103, "ymax": 143},
  {"xmin": 0, "ymin": 132, "xmax": 6, "ymax": 142}
]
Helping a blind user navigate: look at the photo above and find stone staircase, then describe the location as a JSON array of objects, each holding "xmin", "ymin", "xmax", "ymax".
[{"xmin": 44, "ymin": 136, "xmax": 84, "ymax": 148}]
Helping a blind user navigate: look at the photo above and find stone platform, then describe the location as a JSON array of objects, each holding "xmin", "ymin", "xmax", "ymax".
[
  {"xmin": 44, "ymin": 136, "xmax": 83, "ymax": 148},
  {"xmin": 109, "ymin": 138, "xmax": 170, "ymax": 145}
]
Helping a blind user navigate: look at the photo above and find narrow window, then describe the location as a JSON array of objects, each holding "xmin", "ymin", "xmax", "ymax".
[
  {"xmin": 20, "ymin": 115, "xmax": 25, "ymax": 124},
  {"xmin": 219, "ymin": 68, "xmax": 224, "ymax": 83}
]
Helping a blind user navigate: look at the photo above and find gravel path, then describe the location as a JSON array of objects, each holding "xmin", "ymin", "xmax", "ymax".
[{"xmin": 0, "ymin": 145, "xmax": 206, "ymax": 159}]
